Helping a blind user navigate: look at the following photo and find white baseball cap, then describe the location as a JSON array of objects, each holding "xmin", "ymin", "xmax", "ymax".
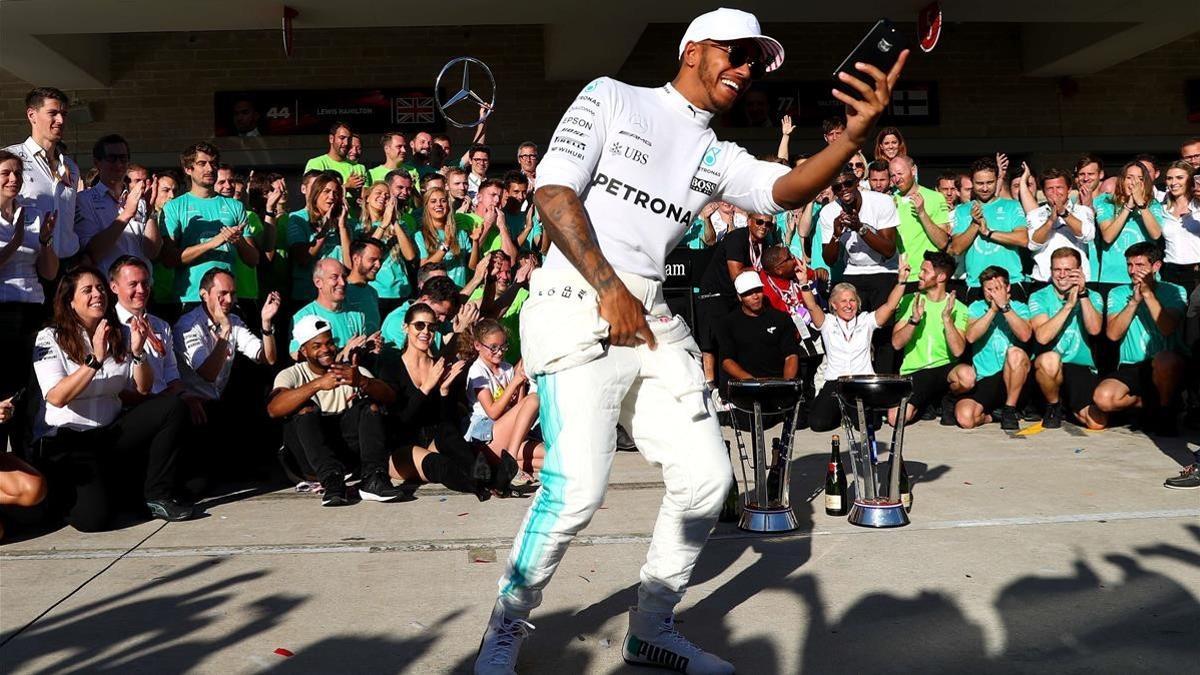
[
  {"xmin": 678, "ymin": 8, "xmax": 785, "ymax": 74},
  {"xmin": 734, "ymin": 271, "xmax": 764, "ymax": 295},
  {"xmin": 293, "ymin": 314, "xmax": 333, "ymax": 347}
]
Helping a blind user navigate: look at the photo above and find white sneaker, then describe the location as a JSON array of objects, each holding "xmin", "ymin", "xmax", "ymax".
[
  {"xmin": 474, "ymin": 602, "xmax": 535, "ymax": 675},
  {"xmin": 622, "ymin": 607, "xmax": 734, "ymax": 674}
]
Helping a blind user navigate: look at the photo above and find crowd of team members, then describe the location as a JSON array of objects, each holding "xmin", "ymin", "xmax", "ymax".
[
  {"xmin": 691, "ymin": 118, "xmax": 1200, "ymax": 491},
  {"xmin": 1, "ymin": 87, "xmax": 1199, "ymax": 536}
]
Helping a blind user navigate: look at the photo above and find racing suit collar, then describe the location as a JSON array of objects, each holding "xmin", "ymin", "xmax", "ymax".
[{"xmin": 660, "ymin": 82, "xmax": 714, "ymax": 127}]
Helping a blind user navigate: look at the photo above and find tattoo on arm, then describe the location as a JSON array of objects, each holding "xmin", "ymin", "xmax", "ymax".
[{"xmin": 534, "ymin": 185, "xmax": 621, "ymax": 295}]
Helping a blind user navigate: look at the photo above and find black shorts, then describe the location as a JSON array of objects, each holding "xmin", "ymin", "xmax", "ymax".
[
  {"xmin": 1059, "ymin": 363, "xmax": 1099, "ymax": 414},
  {"xmin": 1112, "ymin": 360, "xmax": 1154, "ymax": 400},
  {"xmin": 963, "ymin": 373, "xmax": 1007, "ymax": 412},
  {"xmin": 905, "ymin": 363, "xmax": 953, "ymax": 411},
  {"xmin": 695, "ymin": 295, "xmax": 736, "ymax": 353}
]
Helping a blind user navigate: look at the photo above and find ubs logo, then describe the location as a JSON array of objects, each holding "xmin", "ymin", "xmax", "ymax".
[
  {"xmin": 877, "ymin": 38, "xmax": 894, "ymax": 52},
  {"xmin": 609, "ymin": 142, "xmax": 649, "ymax": 165},
  {"xmin": 703, "ymin": 146, "xmax": 721, "ymax": 167}
]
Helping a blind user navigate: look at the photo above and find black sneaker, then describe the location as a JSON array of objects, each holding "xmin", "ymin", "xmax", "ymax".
[
  {"xmin": 1000, "ymin": 405, "xmax": 1020, "ymax": 431},
  {"xmin": 1042, "ymin": 401, "xmax": 1063, "ymax": 429},
  {"xmin": 358, "ymin": 471, "xmax": 405, "ymax": 502},
  {"xmin": 1021, "ymin": 403, "xmax": 1041, "ymax": 422},
  {"xmin": 939, "ymin": 394, "xmax": 957, "ymax": 426},
  {"xmin": 1164, "ymin": 464, "xmax": 1200, "ymax": 490},
  {"xmin": 146, "ymin": 498, "xmax": 196, "ymax": 522},
  {"xmin": 321, "ymin": 473, "xmax": 351, "ymax": 507}
]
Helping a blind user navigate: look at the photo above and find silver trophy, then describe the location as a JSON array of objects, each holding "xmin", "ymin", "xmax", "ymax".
[{"xmin": 435, "ymin": 57, "xmax": 496, "ymax": 128}]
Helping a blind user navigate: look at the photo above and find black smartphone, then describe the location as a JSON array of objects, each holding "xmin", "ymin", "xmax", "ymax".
[{"xmin": 832, "ymin": 19, "xmax": 907, "ymax": 100}]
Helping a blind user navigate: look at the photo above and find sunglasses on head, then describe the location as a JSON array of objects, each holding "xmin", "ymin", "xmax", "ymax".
[
  {"xmin": 701, "ymin": 41, "xmax": 765, "ymax": 79},
  {"xmin": 408, "ymin": 320, "xmax": 433, "ymax": 332}
]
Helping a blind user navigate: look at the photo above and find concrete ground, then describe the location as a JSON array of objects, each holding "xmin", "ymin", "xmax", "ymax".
[{"xmin": 1, "ymin": 420, "xmax": 1198, "ymax": 674}]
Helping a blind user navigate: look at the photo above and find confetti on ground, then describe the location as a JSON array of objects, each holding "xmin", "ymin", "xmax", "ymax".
[
  {"xmin": 409, "ymin": 621, "xmax": 427, "ymax": 630},
  {"xmin": 470, "ymin": 547, "xmax": 497, "ymax": 563},
  {"xmin": 274, "ymin": 648, "xmax": 294, "ymax": 658},
  {"xmin": 1073, "ymin": 448, "xmax": 1084, "ymax": 454},
  {"xmin": 1015, "ymin": 423, "xmax": 1045, "ymax": 437},
  {"xmin": 963, "ymin": 481, "xmax": 973, "ymax": 485},
  {"xmin": 456, "ymin": 512, "xmax": 469, "ymax": 517},
  {"xmin": 439, "ymin": 497, "xmax": 448, "ymax": 502}
]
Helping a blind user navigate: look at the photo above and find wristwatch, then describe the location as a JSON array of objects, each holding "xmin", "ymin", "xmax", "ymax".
[
  {"xmin": 131, "ymin": 352, "xmax": 146, "ymax": 365},
  {"xmin": 84, "ymin": 354, "xmax": 102, "ymax": 371},
  {"xmin": 908, "ymin": 315, "xmax": 921, "ymax": 326},
  {"xmin": 261, "ymin": 326, "xmax": 275, "ymax": 336},
  {"xmin": 439, "ymin": 243, "xmax": 451, "ymax": 253},
  {"xmin": 997, "ymin": 303, "xmax": 1011, "ymax": 314},
  {"xmin": 799, "ymin": 284, "xmax": 812, "ymax": 293}
]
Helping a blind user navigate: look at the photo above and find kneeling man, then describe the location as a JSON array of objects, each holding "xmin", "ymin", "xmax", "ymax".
[{"xmin": 955, "ymin": 266, "xmax": 1033, "ymax": 430}]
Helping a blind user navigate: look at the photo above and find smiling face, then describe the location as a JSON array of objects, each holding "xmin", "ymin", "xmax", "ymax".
[
  {"xmin": 214, "ymin": 167, "xmax": 236, "ymax": 198},
  {"xmin": 833, "ymin": 173, "xmax": 860, "ymax": 207},
  {"xmin": 1076, "ymin": 162, "xmax": 1102, "ymax": 193},
  {"xmin": 747, "ymin": 213, "xmax": 770, "ymax": 242},
  {"xmin": 1125, "ymin": 254, "xmax": 1158, "ymax": 281},
  {"xmin": 412, "ymin": 132, "xmax": 432, "ymax": 157},
  {"xmin": 111, "ymin": 263, "xmax": 151, "ymax": 312},
  {"xmin": 425, "ymin": 190, "xmax": 449, "ymax": 220},
  {"xmin": 879, "ymin": 134, "xmax": 900, "ymax": 160},
  {"xmin": 830, "ymin": 288, "xmax": 859, "ymax": 322},
  {"xmin": 366, "ymin": 183, "xmax": 388, "ymax": 213},
  {"xmin": 405, "ymin": 309, "xmax": 437, "ymax": 352},
  {"xmin": 682, "ymin": 39, "xmax": 760, "ymax": 113},
  {"xmin": 301, "ymin": 331, "xmax": 338, "ymax": 368},
  {"xmin": 1043, "ymin": 176, "xmax": 1069, "ymax": 205},
  {"xmin": 916, "ymin": 260, "xmax": 940, "ymax": 291},
  {"xmin": 0, "ymin": 158, "xmax": 23, "ymax": 202},
  {"xmin": 1164, "ymin": 166, "xmax": 1193, "ymax": 199},
  {"xmin": 28, "ymin": 97, "xmax": 67, "ymax": 144},
  {"xmin": 315, "ymin": 260, "xmax": 347, "ymax": 303},
  {"xmin": 202, "ymin": 271, "xmax": 237, "ymax": 315},
  {"xmin": 971, "ymin": 168, "xmax": 998, "ymax": 202},
  {"xmin": 1050, "ymin": 253, "xmax": 1081, "ymax": 293},
  {"xmin": 469, "ymin": 151, "xmax": 490, "ymax": 177},
  {"xmin": 72, "ymin": 272, "xmax": 108, "ymax": 323},
  {"xmin": 347, "ymin": 136, "xmax": 362, "ymax": 163},
  {"xmin": 475, "ymin": 327, "xmax": 509, "ymax": 366},
  {"xmin": 353, "ymin": 244, "xmax": 383, "ymax": 281},
  {"xmin": 384, "ymin": 134, "xmax": 408, "ymax": 163}
]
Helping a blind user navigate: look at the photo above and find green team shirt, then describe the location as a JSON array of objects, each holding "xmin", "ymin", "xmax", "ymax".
[
  {"xmin": 1028, "ymin": 285, "xmax": 1102, "ymax": 371},
  {"xmin": 380, "ymin": 300, "xmax": 445, "ymax": 352},
  {"xmin": 344, "ymin": 282, "xmax": 382, "ymax": 335},
  {"xmin": 967, "ymin": 300, "xmax": 1031, "ymax": 378},
  {"xmin": 233, "ymin": 210, "xmax": 263, "ymax": 300},
  {"xmin": 414, "ymin": 223, "xmax": 474, "ymax": 286},
  {"xmin": 895, "ymin": 293, "xmax": 969, "ymax": 374},
  {"xmin": 1105, "ymin": 281, "xmax": 1188, "ymax": 365},
  {"xmin": 895, "ymin": 186, "xmax": 950, "ymax": 281},
  {"xmin": 951, "ymin": 198, "xmax": 1028, "ymax": 287},
  {"xmin": 286, "ymin": 209, "xmax": 363, "ymax": 302},
  {"xmin": 288, "ymin": 301, "xmax": 366, "ymax": 355},
  {"xmin": 305, "ymin": 155, "xmax": 369, "ymax": 186},
  {"xmin": 368, "ymin": 163, "xmax": 419, "ymax": 187},
  {"xmin": 1089, "ymin": 196, "xmax": 1166, "ymax": 283},
  {"xmin": 161, "ymin": 193, "xmax": 249, "ymax": 302}
]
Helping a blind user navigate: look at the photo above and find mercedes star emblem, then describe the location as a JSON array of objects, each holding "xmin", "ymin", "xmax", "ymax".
[{"xmin": 435, "ymin": 57, "xmax": 497, "ymax": 128}]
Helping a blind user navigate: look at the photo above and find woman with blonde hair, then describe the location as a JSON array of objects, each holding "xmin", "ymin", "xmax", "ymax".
[
  {"xmin": 415, "ymin": 187, "xmax": 476, "ymax": 286},
  {"xmin": 1159, "ymin": 160, "xmax": 1200, "ymax": 295}
]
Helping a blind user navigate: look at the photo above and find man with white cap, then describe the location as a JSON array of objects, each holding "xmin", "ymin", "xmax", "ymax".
[
  {"xmin": 716, "ymin": 270, "xmax": 800, "ymax": 382},
  {"xmin": 267, "ymin": 313, "xmax": 401, "ymax": 507},
  {"xmin": 475, "ymin": 8, "xmax": 907, "ymax": 674}
]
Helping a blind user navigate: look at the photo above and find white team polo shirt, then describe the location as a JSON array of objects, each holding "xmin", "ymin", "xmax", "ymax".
[
  {"xmin": 174, "ymin": 306, "xmax": 263, "ymax": 401},
  {"xmin": 76, "ymin": 184, "xmax": 152, "ymax": 276},
  {"xmin": 818, "ymin": 311, "xmax": 880, "ymax": 382},
  {"xmin": 4, "ymin": 137, "xmax": 80, "ymax": 258},
  {"xmin": 819, "ymin": 191, "xmax": 901, "ymax": 275},
  {"xmin": 1026, "ymin": 203, "xmax": 1096, "ymax": 282},
  {"xmin": 1161, "ymin": 200, "xmax": 1200, "ymax": 265},
  {"xmin": 116, "ymin": 303, "xmax": 180, "ymax": 395},
  {"xmin": 0, "ymin": 203, "xmax": 49, "ymax": 303},
  {"xmin": 33, "ymin": 327, "xmax": 132, "ymax": 436}
]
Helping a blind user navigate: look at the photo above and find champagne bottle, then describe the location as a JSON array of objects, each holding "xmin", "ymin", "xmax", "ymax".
[
  {"xmin": 899, "ymin": 460, "xmax": 912, "ymax": 512},
  {"xmin": 765, "ymin": 438, "xmax": 784, "ymax": 506},
  {"xmin": 719, "ymin": 441, "xmax": 740, "ymax": 522},
  {"xmin": 825, "ymin": 435, "xmax": 849, "ymax": 516}
]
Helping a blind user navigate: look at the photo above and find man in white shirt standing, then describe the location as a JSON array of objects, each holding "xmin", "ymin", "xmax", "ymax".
[
  {"xmin": 820, "ymin": 164, "xmax": 902, "ymax": 373},
  {"xmin": 474, "ymin": 8, "xmax": 907, "ymax": 674},
  {"xmin": 4, "ymin": 87, "xmax": 80, "ymax": 259},
  {"xmin": 1018, "ymin": 165, "xmax": 1095, "ymax": 289},
  {"xmin": 77, "ymin": 135, "xmax": 159, "ymax": 275}
]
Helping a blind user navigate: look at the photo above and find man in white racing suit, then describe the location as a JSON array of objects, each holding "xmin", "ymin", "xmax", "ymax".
[{"xmin": 475, "ymin": 8, "xmax": 908, "ymax": 674}]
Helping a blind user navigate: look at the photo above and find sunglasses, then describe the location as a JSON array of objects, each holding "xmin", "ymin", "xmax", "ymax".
[
  {"xmin": 408, "ymin": 320, "xmax": 433, "ymax": 332},
  {"xmin": 480, "ymin": 342, "xmax": 509, "ymax": 354},
  {"xmin": 849, "ymin": 162, "xmax": 866, "ymax": 169},
  {"xmin": 748, "ymin": 217, "xmax": 773, "ymax": 226},
  {"xmin": 701, "ymin": 41, "xmax": 765, "ymax": 79},
  {"xmin": 832, "ymin": 179, "xmax": 858, "ymax": 190}
]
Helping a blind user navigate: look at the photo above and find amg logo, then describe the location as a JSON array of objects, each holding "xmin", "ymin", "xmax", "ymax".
[
  {"xmin": 564, "ymin": 115, "xmax": 593, "ymax": 130},
  {"xmin": 617, "ymin": 129, "xmax": 652, "ymax": 147},
  {"xmin": 635, "ymin": 641, "xmax": 690, "ymax": 671},
  {"xmin": 690, "ymin": 177, "xmax": 717, "ymax": 196},
  {"xmin": 591, "ymin": 173, "xmax": 693, "ymax": 225}
]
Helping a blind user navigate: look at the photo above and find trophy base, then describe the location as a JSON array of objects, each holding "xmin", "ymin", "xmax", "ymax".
[
  {"xmin": 738, "ymin": 505, "xmax": 799, "ymax": 533},
  {"xmin": 847, "ymin": 499, "xmax": 909, "ymax": 528}
]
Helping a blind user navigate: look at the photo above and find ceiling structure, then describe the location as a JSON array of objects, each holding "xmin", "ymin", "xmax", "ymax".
[{"xmin": 2, "ymin": 0, "xmax": 1198, "ymax": 88}]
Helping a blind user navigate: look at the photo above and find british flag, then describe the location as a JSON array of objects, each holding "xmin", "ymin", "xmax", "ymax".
[{"xmin": 394, "ymin": 96, "xmax": 436, "ymax": 124}]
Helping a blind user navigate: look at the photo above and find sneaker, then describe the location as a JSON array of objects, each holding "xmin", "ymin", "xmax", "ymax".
[
  {"xmin": 1021, "ymin": 403, "xmax": 1042, "ymax": 422},
  {"xmin": 1164, "ymin": 464, "xmax": 1200, "ymax": 490},
  {"xmin": 508, "ymin": 470, "xmax": 540, "ymax": 496},
  {"xmin": 358, "ymin": 472, "xmax": 405, "ymax": 502},
  {"xmin": 939, "ymin": 394, "xmax": 957, "ymax": 426},
  {"xmin": 1042, "ymin": 401, "xmax": 1063, "ymax": 429},
  {"xmin": 623, "ymin": 607, "xmax": 734, "ymax": 674},
  {"xmin": 146, "ymin": 498, "xmax": 196, "ymax": 522},
  {"xmin": 616, "ymin": 424, "xmax": 638, "ymax": 451},
  {"xmin": 321, "ymin": 473, "xmax": 351, "ymax": 507},
  {"xmin": 474, "ymin": 602, "xmax": 534, "ymax": 675},
  {"xmin": 1000, "ymin": 405, "xmax": 1020, "ymax": 431}
]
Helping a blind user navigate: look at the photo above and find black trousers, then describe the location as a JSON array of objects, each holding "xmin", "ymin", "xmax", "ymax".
[
  {"xmin": 35, "ymin": 394, "xmax": 187, "ymax": 532},
  {"xmin": 0, "ymin": 302, "xmax": 43, "ymax": 457},
  {"xmin": 846, "ymin": 272, "xmax": 898, "ymax": 374},
  {"xmin": 282, "ymin": 402, "xmax": 389, "ymax": 481}
]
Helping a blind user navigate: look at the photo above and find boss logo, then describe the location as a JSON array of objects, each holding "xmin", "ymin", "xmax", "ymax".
[{"xmin": 690, "ymin": 177, "xmax": 717, "ymax": 196}]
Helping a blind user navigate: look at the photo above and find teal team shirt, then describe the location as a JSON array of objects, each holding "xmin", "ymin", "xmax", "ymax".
[
  {"xmin": 1089, "ymin": 195, "xmax": 1166, "ymax": 283},
  {"xmin": 288, "ymin": 301, "xmax": 366, "ymax": 354},
  {"xmin": 344, "ymin": 282, "xmax": 382, "ymax": 335},
  {"xmin": 161, "ymin": 193, "xmax": 249, "ymax": 302},
  {"xmin": 414, "ymin": 228, "xmax": 473, "ymax": 287},
  {"xmin": 286, "ymin": 209, "xmax": 363, "ymax": 302},
  {"xmin": 329, "ymin": 236, "xmax": 414, "ymax": 303},
  {"xmin": 380, "ymin": 300, "xmax": 445, "ymax": 352},
  {"xmin": 951, "ymin": 198, "xmax": 1028, "ymax": 287},
  {"xmin": 1105, "ymin": 281, "xmax": 1188, "ymax": 365},
  {"xmin": 1027, "ymin": 285, "xmax": 1102, "ymax": 371},
  {"xmin": 967, "ymin": 300, "xmax": 1031, "ymax": 378}
]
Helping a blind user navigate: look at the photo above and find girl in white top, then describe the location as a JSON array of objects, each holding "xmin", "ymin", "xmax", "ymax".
[
  {"xmin": 1159, "ymin": 161, "xmax": 1200, "ymax": 289},
  {"xmin": 1, "ymin": 149, "xmax": 59, "ymax": 457},
  {"xmin": 464, "ymin": 319, "xmax": 544, "ymax": 488},
  {"xmin": 32, "ymin": 266, "xmax": 194, "ymax": 531},
  {"xmin": 795, "ymin": 256, "xmax": 910, "ymax": 432}
]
